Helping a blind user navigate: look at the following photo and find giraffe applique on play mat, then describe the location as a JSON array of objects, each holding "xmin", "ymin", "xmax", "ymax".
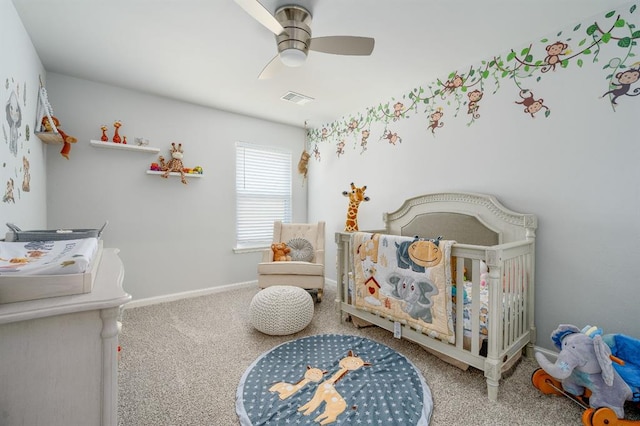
[{"xmin": 236, "ymin": 334, "xmax": 432, "ymax": 425}]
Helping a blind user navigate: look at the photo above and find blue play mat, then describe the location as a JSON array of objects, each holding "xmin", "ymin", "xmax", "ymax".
[{"xmin": 236, "ymin": 334, "xmax": 432, "ymax": 425}]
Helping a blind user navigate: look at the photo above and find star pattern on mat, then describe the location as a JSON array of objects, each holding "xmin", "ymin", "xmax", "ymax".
[{"xmin": 236, "ymin": 334, "xmax": 432, "ymax": 425}]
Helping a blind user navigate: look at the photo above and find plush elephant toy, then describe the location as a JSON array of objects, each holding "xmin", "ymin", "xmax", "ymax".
[{"xmin": 535, "ymin": 324, "xmax": 633, "ymax": 419}]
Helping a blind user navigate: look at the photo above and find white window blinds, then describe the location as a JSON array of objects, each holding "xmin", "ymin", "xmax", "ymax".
[{"xmin": 236, "ymin": 142, "xmax": 292, "ymax": 248}]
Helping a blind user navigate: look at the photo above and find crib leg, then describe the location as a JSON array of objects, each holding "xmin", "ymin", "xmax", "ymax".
[
  {"xmin": 484, "ymin": 358, "xmax": 501, "ymax": 402},
  {"xmin": 486, "ymin": 378, "xmax": 499, "ymax": 402}
]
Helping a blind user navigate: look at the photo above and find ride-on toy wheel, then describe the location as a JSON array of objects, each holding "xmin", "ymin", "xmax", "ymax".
[
  {"xmin": 532, "ymin": 368, "xmax": 564, "ymax": 396},
  {"xmin": 582, "ymin": 408, "xmax": 595, "ymax": 426},
  {"xmin": 590, "ymin": 407, "xmax": 619, "ymax": 426}
]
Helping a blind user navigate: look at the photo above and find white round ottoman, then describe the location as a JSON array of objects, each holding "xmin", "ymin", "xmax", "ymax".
[{"xmin": 250, "ymin": 286, "xmax": 314, "ymax": 335}]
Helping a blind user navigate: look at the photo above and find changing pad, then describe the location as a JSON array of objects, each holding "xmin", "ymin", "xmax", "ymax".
[{"xmin": 0, "ymin": 238, "xmax": 99, "ymax": 276}]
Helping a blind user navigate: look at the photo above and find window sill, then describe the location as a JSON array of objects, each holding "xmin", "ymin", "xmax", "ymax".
[{"xmin": 234, "ymin": 245, "xmax": 268, "ymax": 254}]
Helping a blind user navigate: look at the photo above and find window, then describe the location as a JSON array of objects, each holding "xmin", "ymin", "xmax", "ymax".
[{"xmin": 235, "ymin": 142, "xmax": 292, "ymax": 249}]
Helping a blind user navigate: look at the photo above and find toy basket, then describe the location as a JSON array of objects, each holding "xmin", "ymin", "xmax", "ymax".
[{"xmin": 5, "ymin": 221, "xmax": 108, "ymax": 242}]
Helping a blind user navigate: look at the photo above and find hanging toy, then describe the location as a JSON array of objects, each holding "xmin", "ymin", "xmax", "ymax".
[
  {"xmin": 41, "ymin": 116, "xmax": 77, "ymax": 160},
  {"xmin": 298, "ymin": 150, "xmax": 310, "ymax": 178}
]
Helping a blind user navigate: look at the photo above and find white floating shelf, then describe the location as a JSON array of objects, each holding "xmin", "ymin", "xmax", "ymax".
[
  {"xmin": 90, "ymin": 139, "xmax": 160, "ymax": 153},
  {"xmin": 146, "ymin": 170, "xmax": 203, "ymax": 178}
]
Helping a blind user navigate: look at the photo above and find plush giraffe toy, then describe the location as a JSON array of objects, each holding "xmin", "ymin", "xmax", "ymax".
[
  {"xmin": 342, "ymin": 182, "xmax": 370, "ymax": 232},
  {"xmin": 158, "ymin": 143, "xmax": 187, "ymax": 185}
]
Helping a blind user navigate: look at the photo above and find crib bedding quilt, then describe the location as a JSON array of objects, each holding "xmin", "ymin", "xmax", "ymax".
[
  {"xmin": 0, "ymin": 238, "xmax": 100, "ymax": 276},
  {"xmin": 351, "ymin": 232, "xmax": 456, "ymax": 343}
]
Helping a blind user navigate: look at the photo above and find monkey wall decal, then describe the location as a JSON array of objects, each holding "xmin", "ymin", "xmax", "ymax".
[
  {"xmin": 382, "ymin": 129, "xmax": 402, "ymax": 145},
  {"xmin": 515, "ymin": 89, "xmax": 549, "ymax": 118},
  {"xmin": 601, "ymin": 68, "xmax": 640, "ymax": 105},
  {"xmin": 392, "ymin": 102, "xmax": 404, "ymax": 121},
  {"xmin": 467, "ymin": 90, "xmax": 484, "ymax": 119},
  {"xmin": 428, "ymin": 109, "xmax": 445, "ymax": 133},
  {"xmin": 360, "ymin": 130, "xmax": 370, "ymax": 153},
  {"xmin": 442, "ymin": 74, "xmax": 464, "ymax": 96},
  {"xmin": 541, "ymin": 41, "xmax": 569, "ymax": 73}
]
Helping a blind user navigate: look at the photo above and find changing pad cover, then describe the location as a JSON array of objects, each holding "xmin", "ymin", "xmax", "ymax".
[{"xmin": 0, "ymin": 238, "xmax": 99, "ymax": 276}]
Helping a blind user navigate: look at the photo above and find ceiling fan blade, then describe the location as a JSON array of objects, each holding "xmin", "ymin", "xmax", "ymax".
[
  {"xmin": 258, "ymin": 55, "xmax": 285, "ymax": 80},
  {"xmin": 309, "ymin": 36, "xmax": 375, "ymax": 56},
  {"xmin": 234, "ymin": 0, "xmax": 286, "ymax": 36}
]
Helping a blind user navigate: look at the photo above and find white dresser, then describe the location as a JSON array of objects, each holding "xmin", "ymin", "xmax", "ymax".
[{"xmin": 0, "ymin": 248, "xmax": 130, "ymax": 426}]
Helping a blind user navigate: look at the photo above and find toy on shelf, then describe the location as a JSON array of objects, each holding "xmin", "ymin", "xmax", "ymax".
[
  {"xmin": 532, "ymin": 324, "xmax": 640, "ymax": 425},
  {"xmin": 100, "ymin": 125, "xmax": 108, "ymax": 141},
  {"xmin": 112, "ymin": 120, "xmax": 122, "ymax": 143},
  {"xmin": 42, "ymin": 116, "xmax": 77, "ymax": 160},
  {"xmin": 157, "ymin": 143, "xmax": 188, "ymax": 184}
]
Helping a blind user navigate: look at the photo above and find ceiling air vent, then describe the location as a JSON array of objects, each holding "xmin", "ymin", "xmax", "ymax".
[{"xmin": 280, "ymin": 91, "xmax": 314, "ymax": 105}]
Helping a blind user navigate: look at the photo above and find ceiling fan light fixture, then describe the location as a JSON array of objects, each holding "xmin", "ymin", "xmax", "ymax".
[{"xmin": 279, "ymin": 48, "xmax": 307, "ymax": 67}]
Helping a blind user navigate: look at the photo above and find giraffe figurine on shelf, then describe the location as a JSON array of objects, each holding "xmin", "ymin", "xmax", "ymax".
[
  {"xmin": 298, "ymin": 350, "xmax": 371, "ymax": 425},
  {"xmin": 269, "ymin": 365, "xmax": 327, "ymax": 400},
  {"xmin": 112, "ymin": 120, "xmax": 122, "ymax": 143},
  {"xmin": 342, "ymin": 182, "xmax": 370, "ymax": 232}
]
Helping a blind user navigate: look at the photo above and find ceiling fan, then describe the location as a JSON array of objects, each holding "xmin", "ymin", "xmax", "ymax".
[{"xmin": 234, "ymin": 0, "xmax": 375, "ymax": 79}]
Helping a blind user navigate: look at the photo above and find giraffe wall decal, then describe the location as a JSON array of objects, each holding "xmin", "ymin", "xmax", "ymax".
[
  {"xmin": 298, "ymin": 350, "xmax": 371, "ymax": 425},
  {"xmin": 269, "ymin": 366, "xmax": 327, "ymax": 400},
  {"xmin": 342, "ymin": 182, "xmax": 370, "ymax": 232}
]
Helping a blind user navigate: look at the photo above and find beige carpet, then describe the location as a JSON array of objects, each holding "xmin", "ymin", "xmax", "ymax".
[{"xmin": 117, "ymin": 284, "xmax": 635, "ymax": 425}]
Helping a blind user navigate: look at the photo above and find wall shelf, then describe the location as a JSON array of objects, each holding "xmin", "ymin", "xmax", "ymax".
[
  {"xmin": 36, "ymin": 132, "xmax": 64, "ymax": 144},
  {"xmin": 146, "ymin": 170, "xmax": 203, "ymax": 178},
  {"xmin": 90, "ymin": 139, "xmax": 160, "ymax": 153}
]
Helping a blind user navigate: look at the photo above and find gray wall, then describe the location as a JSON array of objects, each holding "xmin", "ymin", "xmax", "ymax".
[
  {"xmin": 307, "ymin": 8, "xmax": 639, "ymax": 351},
  {"xmin": 45, "ymin": 73, "xmax": 306, "ymax": 300}
]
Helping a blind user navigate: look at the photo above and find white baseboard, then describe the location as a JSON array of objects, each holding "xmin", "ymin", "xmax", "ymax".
[
  {"xmin": 125, "ymin": 279, "xmax": 338, "ymax": 309},
  {"xmin": 124, "ymin": 281, "xmax": 258, "ymax": 309},
  {"xmin": 531, "ymin": 345, "xmax": 558, "ymax": 361}
]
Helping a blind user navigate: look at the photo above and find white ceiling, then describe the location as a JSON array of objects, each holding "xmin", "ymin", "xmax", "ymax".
[{"xmin": 12, "ymin": 0, "xmax": 631, "ymax": 128}]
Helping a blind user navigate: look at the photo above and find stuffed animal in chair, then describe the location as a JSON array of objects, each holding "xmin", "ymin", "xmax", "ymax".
[
  {"xmin": 271, "ymin": 242, "xmax": 291, "ymax": 262},
  {"xmin": 535, "ymin": 324, "xmax": 633, "ymax": 419}
]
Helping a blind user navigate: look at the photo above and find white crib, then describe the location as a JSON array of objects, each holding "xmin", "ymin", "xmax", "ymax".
[{"xmin": 335, "ymin": 192, "xmax": 537, "ymax": 401}]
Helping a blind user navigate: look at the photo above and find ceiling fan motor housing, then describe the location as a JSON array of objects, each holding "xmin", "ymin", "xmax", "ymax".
[{"xmin": 275, "ymin": 5, "xmax": 312, "ymax": 64}]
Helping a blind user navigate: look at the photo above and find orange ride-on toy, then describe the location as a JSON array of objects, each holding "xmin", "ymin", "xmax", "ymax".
[{"xmin": 532, "ymin": 332, "xmax": 640, "ymax": 426}]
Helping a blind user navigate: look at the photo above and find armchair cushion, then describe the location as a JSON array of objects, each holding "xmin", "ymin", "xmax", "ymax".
[
  {"xmin": 257, "ymin": 261, "xmax": 324, "ymax": 276},
  {"xmin": 286, "ymin": 237, "xmax": 314, "ymax": 262}
]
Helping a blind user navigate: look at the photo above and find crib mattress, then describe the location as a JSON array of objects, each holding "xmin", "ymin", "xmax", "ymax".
[{"xmin": 0, "ymin": 238, "xmax": 102, "ymax": 304}]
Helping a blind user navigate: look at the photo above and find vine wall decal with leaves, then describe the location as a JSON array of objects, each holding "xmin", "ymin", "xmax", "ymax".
[{"xmin": 306, "ymin": 3, "xmax": 639, "ymax": 160}]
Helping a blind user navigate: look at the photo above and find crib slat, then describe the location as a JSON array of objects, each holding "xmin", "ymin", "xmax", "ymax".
[
  {"xmin": 455, "ymin": 256, "xmax": 465, "ymax": 350},
  {"xmin": 470, "ymin": 259, "xmax": 481, "ymax": 356}
]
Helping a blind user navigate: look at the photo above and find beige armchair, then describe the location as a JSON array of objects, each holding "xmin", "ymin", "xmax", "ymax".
[{"xmin": 257, "ymin": 221, "xmax": 325, "ymax": 302}]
